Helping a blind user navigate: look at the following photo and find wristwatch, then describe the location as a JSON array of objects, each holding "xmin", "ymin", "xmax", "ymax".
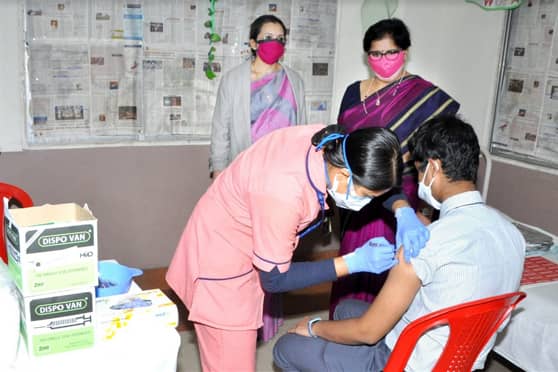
[{"xmin": 307, "ymin": 316, "xmax": 322, "ymax": 338}]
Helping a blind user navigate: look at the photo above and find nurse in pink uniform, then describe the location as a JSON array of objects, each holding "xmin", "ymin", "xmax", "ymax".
[{"xmin": 166, "ymin": 124, "xmax": 428, "ymax": 371}]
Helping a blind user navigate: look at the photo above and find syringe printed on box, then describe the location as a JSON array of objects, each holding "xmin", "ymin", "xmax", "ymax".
[{"xmin": 18, "ymin": 287, "xmax": 95, "ymax": 357}]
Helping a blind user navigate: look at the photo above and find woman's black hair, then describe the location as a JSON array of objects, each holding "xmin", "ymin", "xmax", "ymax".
[
  {"xmin": 362, "ymin": 18, "xmax": 411, "ymax": 53},
  {"xmin": 312, "ymin": 125, "xmax": 402, "ymax": 191},
  {"xmin": 249, "ymin": 15, "xmax": 287, "ymax": 57}
]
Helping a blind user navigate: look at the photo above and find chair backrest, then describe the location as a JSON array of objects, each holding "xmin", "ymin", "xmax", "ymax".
[
  {"xmin": 383, "ymin": 291, "xmax": 526, "ymax": 372},
  {"xmin": 0, "ymin": 183, "xmax": 34, "ymax": 264}
]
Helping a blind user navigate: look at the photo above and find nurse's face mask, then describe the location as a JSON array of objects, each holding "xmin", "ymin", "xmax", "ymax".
[{"xmin": 327, "ymin": 173, "xmax": 372, "ymax": 211}]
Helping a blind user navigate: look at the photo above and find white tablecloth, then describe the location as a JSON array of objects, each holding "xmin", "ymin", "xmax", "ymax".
[
  {"xmin": 11, "ymin": 319, "xmax": 181, "ymax": 372},
  {"xmin": 493, "ymin": 253, "xmax": 558, "ymax": 371},
  {"xmin": 8, "ymin": 279, "xmax": 181, "ymax": 372}
]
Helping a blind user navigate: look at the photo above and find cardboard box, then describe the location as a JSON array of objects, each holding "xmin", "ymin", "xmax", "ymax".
[
  {"xmin": 96, "ymin": 288, "xmax": 178, "ymax": 340},
  {"xmin": 18, "ymin": 287, "xmax": 95, "ymax": 357},
  {"xmin": 4, "ymin": 200, "xmax": 98, "ymax": 296}
]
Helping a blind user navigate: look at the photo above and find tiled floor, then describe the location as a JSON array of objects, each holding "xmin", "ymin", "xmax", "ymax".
[
  {"xmin": 176, "ymin": 310, "xmax": 522, "ymax": 372},
  {"xmin": 175, "ymin": 284, "xmax": 524, "ymax": 372},
  {"xmin": 136, "ymin": 268, "xmax": 524, "ymax": 371}
]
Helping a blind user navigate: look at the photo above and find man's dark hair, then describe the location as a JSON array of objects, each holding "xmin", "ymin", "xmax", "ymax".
[{"xmin": 409, "ymin": 115, "xmax": 480, "ymax": 183}]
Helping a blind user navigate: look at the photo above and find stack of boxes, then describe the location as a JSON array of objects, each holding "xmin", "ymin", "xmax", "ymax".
[
  {"xmin": 3, "ymin": 200, "xmax": 98, "ymax": 357},
  {"xmin": 4, "ymin": 199, "xmax": 180, "ymax": 360}
]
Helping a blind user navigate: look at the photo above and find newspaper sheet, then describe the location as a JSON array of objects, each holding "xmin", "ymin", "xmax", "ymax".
[
  {"xmin": 491, "ymin": 0, "xmax": 558, "ymax": 168},
  {"xmin": 24, "ymin": 0, "xmax": 339, "ymax": 146}
]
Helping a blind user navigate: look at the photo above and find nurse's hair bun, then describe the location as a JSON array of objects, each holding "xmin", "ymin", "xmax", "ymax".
[{"xmin": 311, "ymin": 124, "xmax": 346, "ymax": 152}]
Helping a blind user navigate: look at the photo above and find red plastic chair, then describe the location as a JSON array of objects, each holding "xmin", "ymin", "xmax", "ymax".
[
  {"xmin": 0, "ymin": 183, "xmax": 34, "ymax": 264},
  {"xmin": 383, "ymin": 291, "xmax": 526, "ymax": 372}
]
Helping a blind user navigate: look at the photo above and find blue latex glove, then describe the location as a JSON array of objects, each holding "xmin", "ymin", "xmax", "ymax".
[
  {"xmin": 344, "ymin": 237, "xmax": 397, "ymax": 274},
  {"xmin": 395, "ymin": 206, "xmax": 430, "ymax": 263}
]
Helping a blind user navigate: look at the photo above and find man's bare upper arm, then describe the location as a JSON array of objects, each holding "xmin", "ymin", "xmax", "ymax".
[{"xmin": 358, "ymin": 248, "xmax": 422, "ymax": 344}]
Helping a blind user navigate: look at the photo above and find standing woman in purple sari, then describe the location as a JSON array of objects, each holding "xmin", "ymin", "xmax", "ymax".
[
  {"xmin": 329, "ymin": 18, "xmax": 460, "ymax": 317},
  {"xmin": 209, "ymin": 15, "xmax": 307, "ymax": 342}
]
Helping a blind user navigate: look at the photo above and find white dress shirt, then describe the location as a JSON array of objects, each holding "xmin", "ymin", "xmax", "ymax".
[{"xmin": 385, "ymin": 191, "xmax": 526, "ymax": 371}]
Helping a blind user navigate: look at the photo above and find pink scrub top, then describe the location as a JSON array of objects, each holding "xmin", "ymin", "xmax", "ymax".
[{"xmin": 166, "ymin": 124, "xmax": 328, "ymax": 331}]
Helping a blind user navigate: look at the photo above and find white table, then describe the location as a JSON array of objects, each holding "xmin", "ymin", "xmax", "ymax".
[
  {"xmin": 9, "ymin": 283, "xmax": 181, "ymax": 372},
  {"xmin": 493, "ymin": 252, "xmax": 558, "ymax": 371}
]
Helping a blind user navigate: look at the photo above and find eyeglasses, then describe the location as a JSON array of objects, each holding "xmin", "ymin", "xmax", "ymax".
[
  {"xmin": 367, "ymin": 49, "xmax": 402, "ymax": 60},
  {"xmin": 257, "ymin": 34, "xmax": 286, "ymax": 45}
]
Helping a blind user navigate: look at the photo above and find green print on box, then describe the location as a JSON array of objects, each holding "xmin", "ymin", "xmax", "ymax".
[
  {"xmin": 30, "ymin": 293, "xmax": 92, "ymax": 321},
  {"xmin": 31, "ymin": 326, "xmax": 94, "ymax": 356},
  {"xmin": 4, "ymin": 201, "xmax": 98, "ymax": 296},
  {"xmin": 20, "ymin": 289, "xmax": 95, "ymax": 357},
  {"xmin": 27, "ymin": 224, "xmax": 95, "ymax": 253}
]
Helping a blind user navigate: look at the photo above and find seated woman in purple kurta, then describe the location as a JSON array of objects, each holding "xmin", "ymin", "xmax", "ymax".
[{"xmin": 329, "ymin": 18, "xmax": 460, "ymax": 317}]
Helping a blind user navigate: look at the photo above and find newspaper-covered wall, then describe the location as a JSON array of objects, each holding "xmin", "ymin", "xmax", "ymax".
[
  {"xmin": 490, "ymin": 0, "xmax": 558, "ymax": 169},
  {"xmin": 23, "ymin": 0, "xmax": 337, "ymax": 146}
]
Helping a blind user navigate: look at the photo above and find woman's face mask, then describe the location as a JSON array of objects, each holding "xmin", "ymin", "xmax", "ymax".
[
  {"xmin": 327, "ymin": 174, "xmax": 372, "ymax": 211},
  {"xmin": 418, "ymin": 162, "xmax": 441, "ymax": 210},
  {"xmin": 256, "ymin": 39, "xmax": 285, "ymax": 65},
  {"xmin": 367, "ymin": 51, "xmax": 405, "ymax": 82},
  {"xmin": 366, "ymin": 36, "xmax": 406, "ymax": 82}
]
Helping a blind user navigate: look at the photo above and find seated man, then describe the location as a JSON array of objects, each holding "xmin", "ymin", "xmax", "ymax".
[{"xmin": 273, "ymin": 115, "xmax": 526, "ymax": 371}]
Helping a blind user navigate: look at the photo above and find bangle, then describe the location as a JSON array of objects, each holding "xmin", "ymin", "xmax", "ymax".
[{"xmin": 307, "ymin": 316, "xmax": 322, "ymax": 338}]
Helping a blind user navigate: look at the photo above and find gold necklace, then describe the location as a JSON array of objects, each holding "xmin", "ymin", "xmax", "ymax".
[
  {"xmin": 361, "ymin": 75, "xmax": 405, "ymax": 114},
  {"xmin": 361, "ymin": 79, "xmax": 375, "ymax": 114}
]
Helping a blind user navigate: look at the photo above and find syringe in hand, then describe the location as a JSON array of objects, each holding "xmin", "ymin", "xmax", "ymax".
[{"xmin": 38, "ymin": 315, "xmax": 92, "ymax": 330}]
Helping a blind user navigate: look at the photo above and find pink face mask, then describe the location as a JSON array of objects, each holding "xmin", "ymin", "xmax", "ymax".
[
  {"xmin": 256, "ymin": 40, "xmax": 285, "ymax": 65},
  {"xmin": 368, "ymin": 51, "xmax": 405, "ymax": 81}
]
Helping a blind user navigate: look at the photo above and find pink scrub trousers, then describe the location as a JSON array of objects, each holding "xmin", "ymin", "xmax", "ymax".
[{"xmin": 194, "ymin": 322, "xmax": 257, "ymax": 372}]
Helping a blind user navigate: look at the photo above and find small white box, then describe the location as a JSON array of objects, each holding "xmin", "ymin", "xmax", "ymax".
[
  {"xmin": 96, "ymin": 288, "xmax": 178, "ymax": 340},
  {"xmin": 4, "ymin": 200, "xmax": 98, "ymax": 296}
]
